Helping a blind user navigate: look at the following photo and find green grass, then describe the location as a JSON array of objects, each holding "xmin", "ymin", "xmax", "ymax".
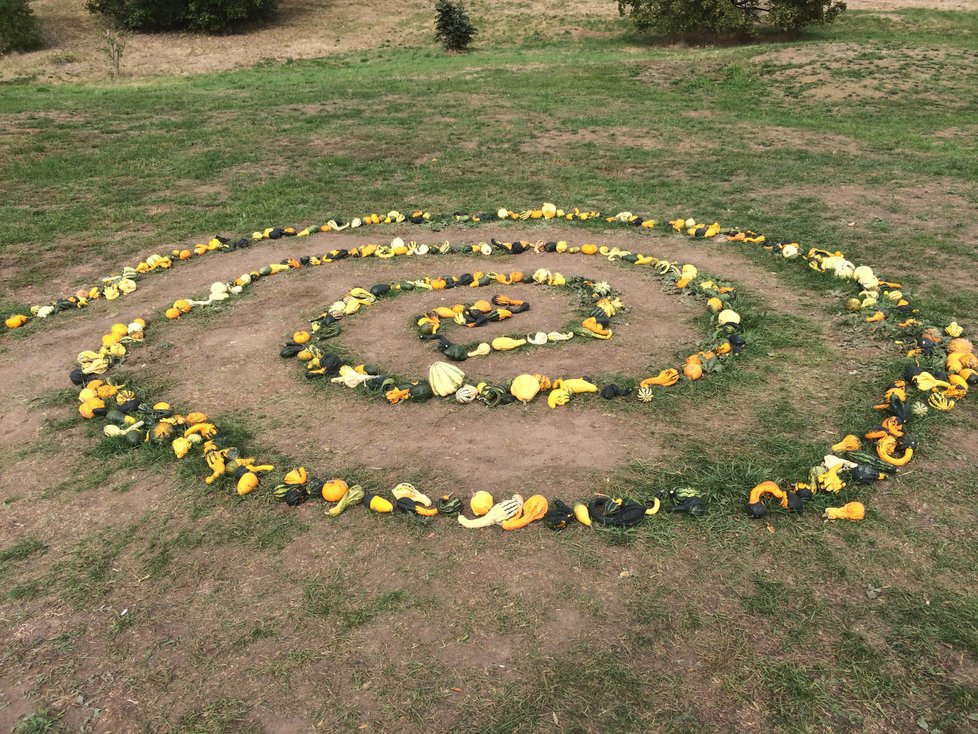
[
  {"xmin": 1, "ymin": 13, "xmax": 977, "ymax": 294},
  {"xmin": 53, "ymin": 520, "xmax": 145, "ymax": 605},
  {"xmin": 0, "ymin": 537, "xmax": 47, "ymax": 564},
  {"xmin": 168, "ymin": 699, "xmax": 261, "ymax": 734},
  {"xmin": 12, "ymin": 709, "xmax": 63, "ymax": 734},
  {"xmin": 304, "ymin": 574, "xmax": 412, "ymax": 630}
]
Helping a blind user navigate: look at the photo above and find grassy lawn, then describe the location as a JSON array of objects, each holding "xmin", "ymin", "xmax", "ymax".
[{"xmin": 1, "ymin": 3, "xmax": 978, "ymax": 733}]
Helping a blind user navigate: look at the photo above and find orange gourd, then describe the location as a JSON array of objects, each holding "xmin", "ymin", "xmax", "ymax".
[
  {"xmin": 322, "ymin": 479, "xmax": 349, "ymax": 502},
  {"xmin": 640, "ymin": 369, "xmax": 680, "ymax": 387},
  {"xmin": 501, "ymin": 495, "xmax": 549, "ymax": 530},
  {"xmin": 683, "ymin": 362, "xmax": 703, "ymax": 381}
]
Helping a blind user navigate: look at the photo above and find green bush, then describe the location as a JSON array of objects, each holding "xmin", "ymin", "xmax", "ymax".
[
  {"xmin": 434, "ymin": 0, "xmax": 476, "ymax": 52},
  {"xmin": 85, "ymin": 0, "xmax": 279, "ymax": 34},
  {"xmin": 0, "ymin": 0, "xmax": 44, "ymax": 53},
  {"xmin": 617, "ymin": 0, "xmax": 846, "ymax": 39}
]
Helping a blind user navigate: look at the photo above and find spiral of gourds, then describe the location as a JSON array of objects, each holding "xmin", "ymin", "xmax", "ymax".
[{"xmin": 22, "ymin": 203, "xmax": 971, "ymax": 529}]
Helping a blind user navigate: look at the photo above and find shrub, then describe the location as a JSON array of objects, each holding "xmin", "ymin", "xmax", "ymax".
[
  {"xmin": 434, "ymin": 0, "xmax": 476, "ymax": 52},
  {"xmin": 85, "ymin": 0, "xmax": 279, "ymax": 34},
  {"xmin": 0, "ymin": 0, "xmax": 44, "ymax": 54},
  {"xmin": 616, "ymin": 0, "xmax": 846, "ymax": 39}
]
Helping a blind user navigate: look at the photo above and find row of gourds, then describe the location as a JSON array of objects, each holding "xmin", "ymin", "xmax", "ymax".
[
  {"xmin": 5, "ymin": 205, "xmax": 649, "ymax": 334},
  {"xmin": 668, "ymin": 218, "xmax": 972, "ymax": 521}
]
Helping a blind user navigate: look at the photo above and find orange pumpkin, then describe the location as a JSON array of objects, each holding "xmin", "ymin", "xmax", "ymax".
[
  {"xmin": 683, "ymin": 362, "xmax": 703, "ymax": 381},
  {"xmin": 948, "ymin": 338, "xmax": 973, "ymax": 354},
  {"xmin": 322, "ymin": 479, "xmax": 349, "ymax": 502},
  {"xmin": 581, "ymin": 244, "xmax": 598, "ymax": 255}
]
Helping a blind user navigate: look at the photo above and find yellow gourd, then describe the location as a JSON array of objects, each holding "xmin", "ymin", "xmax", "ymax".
[
  {"xmin": 640, "ymin": 369, "xmax": 680, "ymax": 387},
  {"xmin": 510, "ymin": 374, "xmax": 541, "ymax": 403},
  {"xmin": 237, "ymin": 471, "xmax": 259, "ymax": 496},
  {"xmin": 491, "ymin": 337, "xmax": 527, "ymax": 351},
  {"xmin": 831, "ymin": 435, "xmax": 861, "ymax": 452},
  {"xmin": 284, "ymin": 467, "xmax": 308, "ymax": 485},
  {"xmin": 470, "ymin": 491, "xmax": 494, "ymax": 516},
  {"xmin": 547, "ymin": 388, "xmax": 571, "ymax": 409},
  {"xmin": 555, "ymin": 378, "xmax": 597, "ymax": 394},
  {"xmin": 5, "ymin": 314, "xmax": 28, "ymax": 329},
  {"xmin": 823, "ymin": 502, "xmax": 865, "ymax": 521}
]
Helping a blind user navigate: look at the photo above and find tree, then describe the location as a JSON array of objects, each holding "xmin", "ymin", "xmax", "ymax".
[
  {"xmin": 617, "ymin": 0, "xmax": 846, "ymax": 39},
  {"xmin": 0, "ymin": 0, "xmax": 44, "ymax": 54},
  {"xmin": 85, "ymin": 0, "xmax": 279, "ymax": 34},
  {"xmin": 435, "ymin": 0, "xmax": 476, "ymax": 52}
]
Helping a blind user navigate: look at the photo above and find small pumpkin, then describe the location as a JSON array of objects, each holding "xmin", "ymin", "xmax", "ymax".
[
  {"xmin": 322, "ymin": 478, "xmax": 349, "ymax": 502},
  {"xmin": 79, "ymin": 397, "xmax": 105, "ymax": 419},
  {"xmin": 948, "ymin": 338, "xmax": 973, "ymax": 355}
]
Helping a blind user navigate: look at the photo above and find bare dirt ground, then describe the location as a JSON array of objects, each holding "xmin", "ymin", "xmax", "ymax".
[{"xmin": 2, "ymin": 0, "xmax": 971, "ymax": 83}]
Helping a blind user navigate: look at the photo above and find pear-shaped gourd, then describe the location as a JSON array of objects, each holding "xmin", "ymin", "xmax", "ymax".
[{"xmin": 510, "ymin": 374, "xmax": 541, "ymax": 403}]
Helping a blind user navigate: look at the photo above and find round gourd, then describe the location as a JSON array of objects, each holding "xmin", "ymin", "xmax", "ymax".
[
  {"xmin": 683, "ymin": 362, "xmax": 703, "ymax": 381},
  {"xmin": 717, "ymin": 309, "xmax": 741, "ymax": 327},
  {"xmin": 402, "ymin": 381, "xmax": 429, "ymax": 401},
  {"xmin": 470, "ymin": 491, "xmax": 494, "ymax": 516},
  {"xmin": 322, "ymin": 478, "xmax": 349, "ymax": 502},
  {"xmin": 455, "ymin": 384, "xmax": 478, "ymax": 404}
]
